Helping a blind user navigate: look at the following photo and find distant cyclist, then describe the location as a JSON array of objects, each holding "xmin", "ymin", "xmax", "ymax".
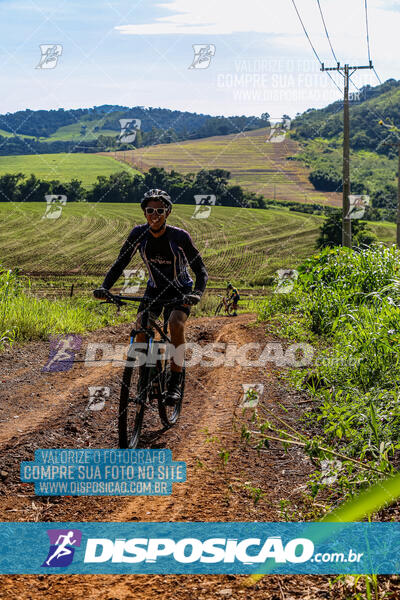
[
  {"xmin": 226, "ymin": 283, "xmax": 240, "ymax": 317},
  {"xmin": 94, "ymin": 189, "xmax": 208, "ymax": 404}
]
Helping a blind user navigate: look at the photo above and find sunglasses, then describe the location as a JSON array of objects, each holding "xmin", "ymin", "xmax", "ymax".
[{"xmin": 144, "ymin": 207, "xmax": 167, "ymax": 215}]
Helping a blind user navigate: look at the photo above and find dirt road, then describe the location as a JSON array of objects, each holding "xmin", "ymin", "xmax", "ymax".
[{"xmin": 0, "ymin": 314, "xmax": 336, "ymax": 599}]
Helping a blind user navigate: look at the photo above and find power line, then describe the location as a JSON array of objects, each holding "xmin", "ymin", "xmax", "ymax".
[
  {"xmin": 373, "ymin": 67, "xmax": 383, "ymax": 85},
  {"xmin": 364, "ymin": 0, "xmax": 371, "ymax": 63},
  {"xmin": 291, "ymin": 0, "xmax": 323, "ymax": 65},
  {"xmin": 316, "ymin": 0, "xmax": 339, "ymax": 63},
  {"xmin": 364, "ymin": 0, "xmax": 383, "ymax": 85},
  {"xmin": 290, "ymin": 0, "xmax": 343, "ymax": 94}
]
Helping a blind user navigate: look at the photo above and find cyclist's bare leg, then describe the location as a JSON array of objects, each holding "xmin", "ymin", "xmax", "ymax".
[
  {"xmin": 135, "ymin": 312, "xmax": 146, "ymax": 344},
  {"xmin": 168, "ymin": 309, "xmax": 188, "ymax": 373},
  {"xmin": 232, "ymin": 300, "xmax": 238, "ymax": 316}
]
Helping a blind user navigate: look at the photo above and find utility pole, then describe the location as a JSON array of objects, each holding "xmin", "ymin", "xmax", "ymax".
[{"xmin": 321, "ymin": 61, "xmax": 373, "ymax": 247}]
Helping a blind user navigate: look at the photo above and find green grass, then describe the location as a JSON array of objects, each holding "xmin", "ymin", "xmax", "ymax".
[
  {"xmin": 0, "ymin": 267, "xmax": 264, "ymax": 347},
  {"xmin": 0, "ymin": 267, "xmax": 138, "ymax": 346},
  {"xmin": 246, "ymin": 243, "xmax": 400, "ymax": 600},
  {"xmin": 0, "ymin": 154, "xmax": 139, "ymax": 186},
  {"xmin": 294, "ymin": 137, "xmax": 398, "ymax": 209},
  {"xmin": 0, "ymin": 120, "xmax": 118, "ymax": 142}
]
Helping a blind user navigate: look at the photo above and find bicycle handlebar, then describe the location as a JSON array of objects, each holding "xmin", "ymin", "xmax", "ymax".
[{"xmin": 96, "ymin": 289, "xmax": 192, "ymax": 308}]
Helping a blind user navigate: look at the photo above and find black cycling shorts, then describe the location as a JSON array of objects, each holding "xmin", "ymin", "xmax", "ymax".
[{"xmin": 137, "ymin": 287, "xmax": 192, "ymax": 321}]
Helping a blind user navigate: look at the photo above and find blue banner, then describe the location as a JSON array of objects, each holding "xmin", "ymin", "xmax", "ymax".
[
  {"xmin": 0, "ymin": 522, "xmax": 399, "ymax": 574},
  {"xmin": 20, "ymin": 449, "xmax": 186, "ymax": 496}
]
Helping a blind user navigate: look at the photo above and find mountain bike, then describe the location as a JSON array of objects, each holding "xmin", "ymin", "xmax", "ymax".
[
  {"xmin": 98, "ymin": 291, "xmax": 186, "ymax": 449},
  {"xmin": 214, "ymin": 294, "xmax": 235, "ymax": 316}
]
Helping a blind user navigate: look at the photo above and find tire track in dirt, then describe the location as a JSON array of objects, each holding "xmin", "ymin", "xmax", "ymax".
[
  {"xmin": 0, "ymin": 363, "xmax": 119, "ymax": 445},
  {"xmin": 0, "ymin": 314, "xmax": 333, "ymax": 599},
  {"xmin": 114, "ymin": 316, "xmax": 285, "ymax": 524}
]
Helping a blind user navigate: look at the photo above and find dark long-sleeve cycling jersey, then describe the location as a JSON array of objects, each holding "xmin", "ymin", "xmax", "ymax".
[{"xmin": 102, "ymin": 224, "xmax": 208, "ymax": 295}]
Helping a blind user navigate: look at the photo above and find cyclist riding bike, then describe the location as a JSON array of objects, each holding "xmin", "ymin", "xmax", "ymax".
[
  {"xmin": 226, "ymin": 283, "xmax": 240, "ymax": 317},
  {"xmin": 94, "ymin": 189, "xmax": 208, "ymax": 405}
]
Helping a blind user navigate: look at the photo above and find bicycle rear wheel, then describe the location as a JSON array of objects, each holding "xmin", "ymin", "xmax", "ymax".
[
  {"xmin": 119, "ymin": 359, "xmax": 149, "ymax": 449},
  {"xmin": 227, "ymin": 302, "xmax": 235, "ymax": 316},
  {"xmin": 158, "ymin": 364, "xmax": 185, "ymax": 427}
]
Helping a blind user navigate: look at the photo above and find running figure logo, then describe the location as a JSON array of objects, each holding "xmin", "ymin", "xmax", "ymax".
[
  {"xmin": 266, "ymin": 118, "xmax": 291, "ymax": 144},
  {"xmin": 122, "ymin": 268, "xmax": 145, "ymax": 293},
  {"xmin": 118, "ymin": 119, "xmax": 141, "ymax": 144},
  {"xmin": 87, "ymin": 386, "xmax": 110, "ymax": 411},
  {"xmin": 42, "ymin": 195, "xmax": 67, "ymax": 220},
  {"xmin": 42, "ymin": 529, "xmax": 82, "ymax": 567},
  {"xmin": 42, "ymin": 334, "xmax": 82, "ymax": 373},
  {"xmin": 188, "ymin": 44, "xmax": 216, "ymax": 69},
  {"xmin": 240, "ymin": 383, "xmax": 264, "ymax": 408},
  {"xmin": 346, "ymin": 195, "xmax": 370, "ymax": 220},
  {"xmin": 191, "ymin": 195, "xmax": 216, "ymax": 219},
  {"xmin": 36, "ymin": 45, "xmax": 63, "ymax": 69},
  {"xmin": 274, "ymin": 269, "xmax": 298, "ymax": 294}
]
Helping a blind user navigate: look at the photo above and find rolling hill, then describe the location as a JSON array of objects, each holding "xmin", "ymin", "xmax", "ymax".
[
  {"xmin": 0, "ymin": 105, "xmax": 268, "ymax": 155},
  {"xmin": 104, "ymin": 127, "xmax": 342, "ymax": 206}
]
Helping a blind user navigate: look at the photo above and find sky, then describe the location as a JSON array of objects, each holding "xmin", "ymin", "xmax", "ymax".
[{"xmin": 0, "ymin": 0, "xmax": 399, "ymax": 118}]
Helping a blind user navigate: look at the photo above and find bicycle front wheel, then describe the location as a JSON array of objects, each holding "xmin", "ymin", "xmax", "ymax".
[
  {"xmin": 215, "ymin": 302, "xmax": 223, "ymax": 316},
  {"xmin": 119, "ymin": 361, "xmax": 149, "ymax": 449},
  {"xmin": 158, "ymin": 365, "xmax": 185, "ymax": 427}
]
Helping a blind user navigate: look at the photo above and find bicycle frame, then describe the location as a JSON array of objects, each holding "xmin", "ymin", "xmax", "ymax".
[
  {"xmin": 97, "ymin": 291, "xmax": 186, "ymax": 447},
  {"xmin": 127, "ymin": 310, "xmax": 171, "ymax": 402},
  {"xmin": 215, "ymin": 294, "xmax": 234, "ymax": 315},
  {"xmin": 99, "ymin": 291, "xmax": 181, "ymax": 341}
]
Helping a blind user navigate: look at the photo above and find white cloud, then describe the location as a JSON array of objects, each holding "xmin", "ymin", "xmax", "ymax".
[
  {"xmin": 114, "ymin": 0, "xmax": 400, "ymax": 66},
  {"xmin": 116, "ymin": 0, "xmax": 305, "ymax": 36}
]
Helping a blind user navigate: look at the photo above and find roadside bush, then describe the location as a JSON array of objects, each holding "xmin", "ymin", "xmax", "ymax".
[
  {"xmin": 316, "ymin": 212, "xmax": 376, "ymax": 249},
  {"xmin": 0, "ymin": 266, "xmax": 28, "ymax": 348},
  {"xmin": 256, "ymin": 244, "xmax": 400, "ymax": 475}
]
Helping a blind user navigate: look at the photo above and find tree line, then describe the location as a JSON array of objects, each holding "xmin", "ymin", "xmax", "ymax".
[
  {"xmin": 0, "ymin": 167, "xmax": 266, "ymax": 208},
  {"xmin": 0, "ymin": 105, "xmax": 269, "ymax": 155}
]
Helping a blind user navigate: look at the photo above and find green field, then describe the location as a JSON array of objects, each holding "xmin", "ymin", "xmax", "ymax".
[
  {"xmin": 46, "ymin": 122, "xmax": 118, "ymax": 141},
  {"xmin": 0, "ymin": 128, "xmax": 37, "ymax": 139},
  {"xmin": 0, "ymin": 154, "xmax": 139, "ymax": 186},
  {"xmin": 0, "ymin": 118, "xmax": 118, "ymax": 142},
  {"xmin": 0, "ymin": 203, "xmax": 395, "ymax": 286},
  {"xmin": 107, "ymin": 128, "xmax": 342, "ymax": 207},
  {"xmin": 0, "ymin": 128, "xmax": 25, "ymax": 138}
]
